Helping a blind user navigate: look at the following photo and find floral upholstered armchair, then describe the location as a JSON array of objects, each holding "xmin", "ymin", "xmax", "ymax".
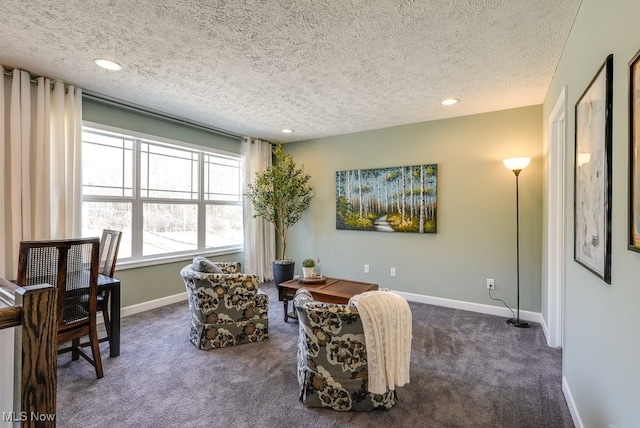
[
  {"xmin": 293, "ymin": 288, "xmax": 397, "ymax": 411},
  {"xmin": 180, "ymin": 259, "xmax": 269, "ymax": 350}
]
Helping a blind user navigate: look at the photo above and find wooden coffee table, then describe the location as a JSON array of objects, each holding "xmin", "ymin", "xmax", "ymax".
[{"xmin": 277, "ymin": 276, "xmax": 378, "ymax": 322}]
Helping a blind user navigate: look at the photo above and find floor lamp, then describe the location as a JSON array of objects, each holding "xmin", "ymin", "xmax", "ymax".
[{"xmin": 503, "ymin": 157, "xmax": 531, "ymax": 328}]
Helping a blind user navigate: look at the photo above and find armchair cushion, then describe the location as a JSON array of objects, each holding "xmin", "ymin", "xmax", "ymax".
[
  {"xmin": 294, "ymin": 288, "xmax": 397, "ymax": 411},
  {"xmin": 180, "ymin": 264, "xmax": 268, "ymax": 349}
]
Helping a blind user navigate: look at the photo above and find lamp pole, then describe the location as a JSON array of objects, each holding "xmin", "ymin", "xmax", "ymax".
[{"xmin": 503, "ymin": 157, "xmax": 531, "ymax": 329}]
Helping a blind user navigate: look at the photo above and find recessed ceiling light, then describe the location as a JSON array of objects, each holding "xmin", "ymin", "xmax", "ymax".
[
  {"xmin": 94, "ymin": 58, "xmax": 123, "ymax": 71},
  {"xmin": 281, "ymin": 129, "xmax": 294, "ymax": 134},
  {"xmin": 441, "ymin": 98, "xmax": 459, "ymax": 106}
]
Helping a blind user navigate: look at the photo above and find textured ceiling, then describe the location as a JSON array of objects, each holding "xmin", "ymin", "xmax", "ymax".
[{"xmin": 0, "ymin": 0, "xmax": 581, "ymax": 143}]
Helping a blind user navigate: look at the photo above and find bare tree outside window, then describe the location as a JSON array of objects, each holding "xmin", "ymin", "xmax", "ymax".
[{"xmin": 81, "ymin": 127, "xmax": 243, "ymax": 261}]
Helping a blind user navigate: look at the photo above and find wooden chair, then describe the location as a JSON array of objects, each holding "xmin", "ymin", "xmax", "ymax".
[
  {"xmin": 16, "ymin": 237, "xmax": 104, "ymax": 379},
  {"xmin": 96, "ymin": 229, "xmax": 122, "ymax": 343}
]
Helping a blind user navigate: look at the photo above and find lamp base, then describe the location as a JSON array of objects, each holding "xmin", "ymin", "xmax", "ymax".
[{"xmin": 506, "ymin": 318, "xmax": 530, "ymax": 328}]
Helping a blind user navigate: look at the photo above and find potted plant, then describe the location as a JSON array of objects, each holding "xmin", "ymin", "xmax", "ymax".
[
  {"xmin": 245, "ymin": 142, "xmax": 313, "ymax": 286},
  {"xmin": 302, "ymin": 258, "xmax": 315, "ymax": 278}
]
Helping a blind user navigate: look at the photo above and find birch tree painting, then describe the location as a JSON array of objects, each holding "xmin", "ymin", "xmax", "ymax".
[{"xmin": 336, "ymin": 164, "xmax": 437, "ymax": 233}]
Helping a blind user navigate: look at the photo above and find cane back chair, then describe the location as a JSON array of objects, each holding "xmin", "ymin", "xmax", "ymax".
[
  {"xmin": 96, "ymin": 229, "xmax": 122, "ymax": 343},
  {"xmin": 16, "ymin": 237, "xmax": 104, "ymax": 379}
]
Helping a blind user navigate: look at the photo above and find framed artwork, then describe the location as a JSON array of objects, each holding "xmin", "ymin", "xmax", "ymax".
[
  {"xmin": 335, "ymin": 164, "xmax": 437, "ymax": 233},
  {"xmin": 574, "ymin": 54, "xmax": 613, "ymax": 284},
  {"xmin": 629, "ymin": 50, "xmax": 640, "ymax": 252}
]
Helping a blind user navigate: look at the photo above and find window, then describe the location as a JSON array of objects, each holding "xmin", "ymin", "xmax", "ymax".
[{"xmin": 81, "ymin": 126, "xmax": 243, "ymax": 264}]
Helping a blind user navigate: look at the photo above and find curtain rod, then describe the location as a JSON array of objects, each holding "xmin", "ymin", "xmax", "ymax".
[
  {"xmin": 82, "ymin": 90, "xmax": 244, "ymax": 141},
  {"xmin": 3, "ymin": 68, "xmax": 60, "ymax": 87},
  {"xmin": 3, "ymin": 67, "xmax": 245, "ymax": 141}
]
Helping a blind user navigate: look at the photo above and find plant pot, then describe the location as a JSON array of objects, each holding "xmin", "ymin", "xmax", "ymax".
[
  {"xmin": 274, "ymin": 260, "xmax": 295, "ymax": 303},
  {"xmin": 273, "ymin": 260, "xmax": 295, "ymax": 286},
  {"xmin": 302, "ymin": 267, "xmax": 315, "ymax": 278}
]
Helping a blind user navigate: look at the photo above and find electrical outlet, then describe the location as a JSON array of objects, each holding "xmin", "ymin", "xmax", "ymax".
[
  {"xmin": 364, "ymin": 264, "xmax": 370, "ymax": 273},
  {"xmin": 390, "ymin": 267, "xmax": 397, "ymax": 277},
  {"xmin": 487, "ymin": 278, "xmax": 495, "ymax": 289}
]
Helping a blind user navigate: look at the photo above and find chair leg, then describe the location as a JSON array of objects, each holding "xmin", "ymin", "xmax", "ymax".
[
  {"xmin": 72, "ymin": 338, "xmax": 80, "ymax": 361},
  {"xmin": 89, "ymin": 328, "xmax": 104, "ymax": 379},
  {"xmin": 102, "ymin": 301, "xmax": 111, "ymax": 339}
]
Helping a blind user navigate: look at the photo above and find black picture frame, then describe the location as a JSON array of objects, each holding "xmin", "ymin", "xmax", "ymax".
[
  {"xmin": 574, "ymin": 54, "xmax": 613, "ymax": 284},
  {"xmin": 628, "ymin": 50, "xmax": 640, "ymax": 252}
]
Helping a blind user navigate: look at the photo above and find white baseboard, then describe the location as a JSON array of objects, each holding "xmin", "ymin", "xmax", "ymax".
[
  {"xmin": 118, "ymin": 289, "xmax": 543, "ymax": 325},
  {"xmin": 562, "ymin": 376, "xmax": 583, "ymax": 428},
  {"xmin": 539, "ymin": 314, "xmax": 551, "ymax": 345},
  {"xmin": 393, "ymin": 290, "xmax": 543, "ymax": 325},
  {"xmin": 121, "ymin": 292, "xmax": 187, "ymax": 318},
  {"xmin": 116, "ymin": 288, "xmax": 544, "ymax": 333}
]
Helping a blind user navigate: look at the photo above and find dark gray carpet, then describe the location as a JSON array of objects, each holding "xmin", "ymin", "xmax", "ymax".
[{"xmin": 56, "ymin": 282, "xmax": 574, "ymax": 428}]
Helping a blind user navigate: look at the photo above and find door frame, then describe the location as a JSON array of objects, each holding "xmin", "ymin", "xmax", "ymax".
[{"xmin": 546, "ymin": 86, "xmax": 567, "ymax": 348}]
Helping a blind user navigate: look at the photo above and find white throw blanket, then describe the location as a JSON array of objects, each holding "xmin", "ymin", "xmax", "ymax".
[{"xmin": 349, "ymin": 289, "xmax": 412, "ymax": 394}]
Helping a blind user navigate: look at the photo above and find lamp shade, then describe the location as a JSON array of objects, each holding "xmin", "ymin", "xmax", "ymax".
[{"xmin": 503, "ymin": 157, "xmax": 531, "ymax": 171}]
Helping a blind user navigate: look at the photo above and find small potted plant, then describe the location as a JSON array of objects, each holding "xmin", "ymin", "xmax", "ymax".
[{"xmin": 302, "ymin": 258, "xmax": 315, "ymax": 278}]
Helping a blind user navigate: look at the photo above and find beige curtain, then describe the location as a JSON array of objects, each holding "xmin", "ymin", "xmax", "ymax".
[
  {"xmin": 0, "ymin": 66, "xmax": 83, "ymax": 279},
  {"xmin": 242, "ymin": 137, "xmax": 275, "ymax": 282}
]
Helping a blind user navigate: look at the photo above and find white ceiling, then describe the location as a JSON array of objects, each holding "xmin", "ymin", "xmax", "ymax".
[{"xmin": 0, "ymin": 0, "xmax": 581, "ymax": 143}]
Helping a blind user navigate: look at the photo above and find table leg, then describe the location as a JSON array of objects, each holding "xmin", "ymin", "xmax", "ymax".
[
  {"xmin": 283, "ymin": 296, "xmax": 298, "ymax": 323},
  {"xmin": 109, "ymin": 282, "xmax": 121, "ymax": 357}
]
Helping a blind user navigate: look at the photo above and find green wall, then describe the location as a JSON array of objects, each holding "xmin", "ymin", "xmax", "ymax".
[
  {"xmin": 284, "ymin": 105, "xmax": 543, "ymax": 312},
  {"xmin": 543, "ymin": 0, "xmax": 640, "ymax": 425},
  {"xmin": 83, "ymin": 98, "xmax": 241, "ymax": 154}
]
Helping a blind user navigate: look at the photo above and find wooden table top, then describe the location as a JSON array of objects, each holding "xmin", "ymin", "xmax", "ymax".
[{"xmin": 279, "ymin": 276, "xmax": 378, "ymax": 304}]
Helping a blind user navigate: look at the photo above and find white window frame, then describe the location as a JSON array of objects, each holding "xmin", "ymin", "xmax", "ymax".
[{"xmin": 81, "ymin": 121, "xmax": 244, "ymax": 270}]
